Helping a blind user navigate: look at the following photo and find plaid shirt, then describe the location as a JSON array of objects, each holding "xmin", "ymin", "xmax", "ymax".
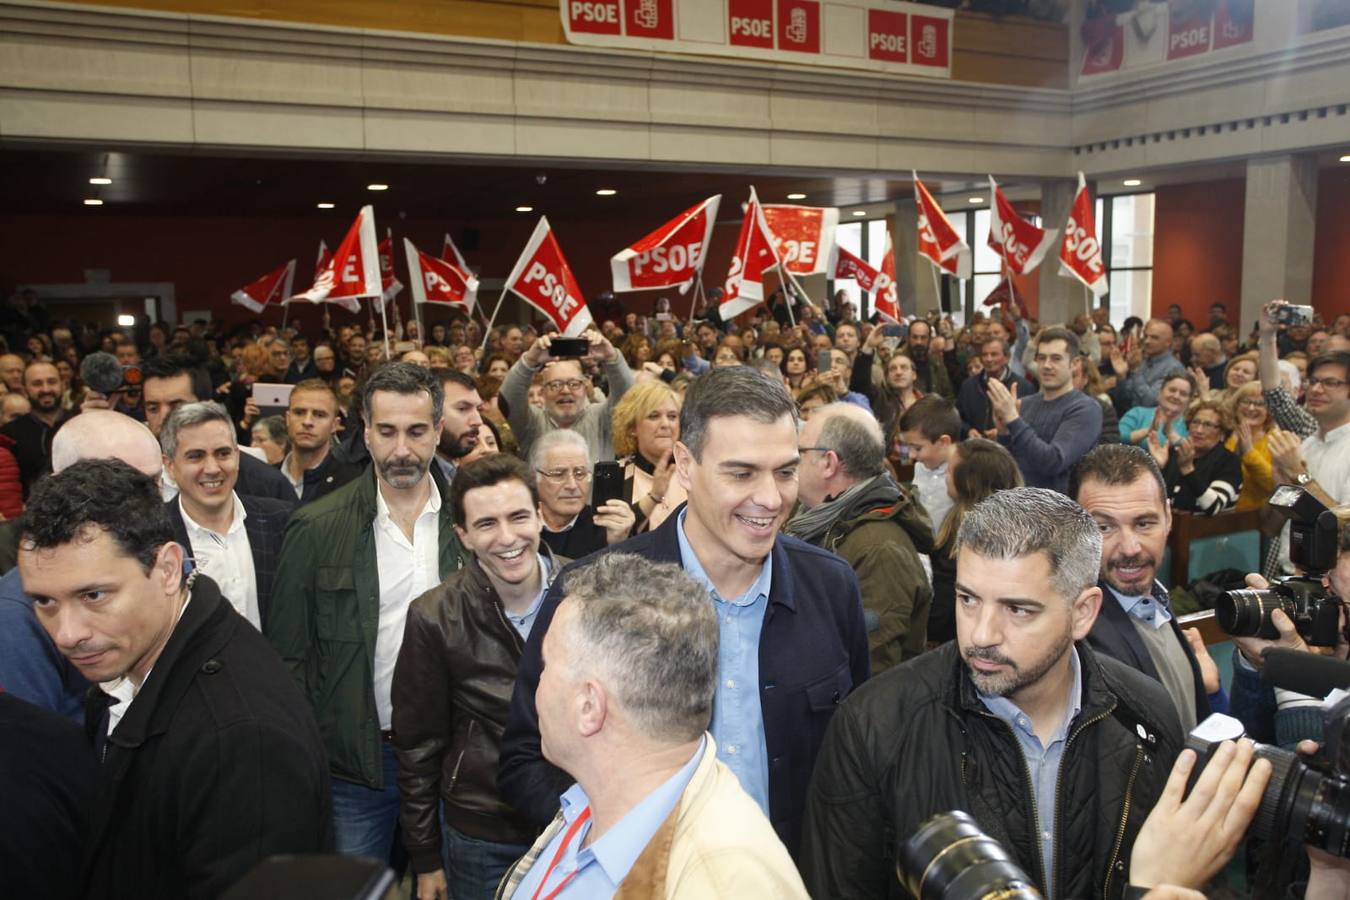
[{"xmin": 1263, "ymin": 385, "xmax": 1317, "ymax": 437}]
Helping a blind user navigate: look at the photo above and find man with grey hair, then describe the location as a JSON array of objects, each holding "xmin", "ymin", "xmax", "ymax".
[
  {"xmin": 531, "ymin": 428, "xmax": 635, "ymax": 559},
  {"xmin": 0, "ymin": 410, "xmax": 165, "ymax": 722},
  {"xmin": 502, "ymin": 366, "xmax": 869, "ymax": 861},
  {"xmin": 803, "ymin": 487, "xmax": 1183, "ymax": 900},
  {"xmin": 268, "ymin": 361, "xmax": 465, "ymax": 866},
  {"xmin": 786, "ymin": 402, "xmax": 933, "ymax": 672},
  {"xmin": 500, "ymin": 553, "xmax": 809, "ymax": 898},
  {"xmin": 160, "ymin": 401, "xmax": 292, "ymax": 631}
]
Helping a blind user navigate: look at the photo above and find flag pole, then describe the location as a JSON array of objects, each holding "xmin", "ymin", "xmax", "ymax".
[
  {"xmin": 687, "ymin": 269, "xmax": 705, "ymax": 321},
  {"xmin": 480, "ymin": 284, "xmax": 511, "ymax": 351},
  {"xmin": 377, "ymin": 296, "xmax": 391, "ymax": 359},
  {"xmin": 928, "ymin": 261, "xmax": 943, "ymax": 318},
  {"xmin": 280, "ymin": 300, "xmax": 290, "ymax": 333},
  {"xmin": 413, "ymin": 298, "xmax": 425, "ymax": 347}
]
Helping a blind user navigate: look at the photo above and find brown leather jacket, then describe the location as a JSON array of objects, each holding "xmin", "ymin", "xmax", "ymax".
[{"xmin": 391, "ymin": 549, "xmax": 562, "ymax": 873}]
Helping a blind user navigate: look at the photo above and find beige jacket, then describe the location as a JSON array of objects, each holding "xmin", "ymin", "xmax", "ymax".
[{"xmin": 496, "ymin": 735, "xmax": 808, "ymax": 899}]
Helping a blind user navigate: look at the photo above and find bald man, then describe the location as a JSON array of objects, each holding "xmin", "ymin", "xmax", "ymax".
[
  {"xmin": 0, "ymin": 354, "xmax": 24, "ymax": 393},
  {"xmin": 785, "ymin": 402, "xmax": 933, "ymax": 672},
  {"xmin": 0, "ymin": 410, "xmax": 164, "ymax": 722},
  {"xmin": 1112, "ymin": 318, "xmax": 1184, "ymax": 411},
  {"xmin": 1189, "ymin": 332, "xmax": 1227, "ymax": 391}
]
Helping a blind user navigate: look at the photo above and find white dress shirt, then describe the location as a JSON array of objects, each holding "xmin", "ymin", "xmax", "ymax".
[
  {"xmin": 372, "ymin": 482, "xmax": 442, "ymax": 730},
  {"xmin": 180, "ymin": 492, "xmax": 260, "ymax": 630}
]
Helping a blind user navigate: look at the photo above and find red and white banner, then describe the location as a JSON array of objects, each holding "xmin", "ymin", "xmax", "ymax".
[
  {"xmin": 1058, "ymin": 172, "xmax": 1107, "ymax": 297},
  {"xmin": 876, "ymin": 230, "xmax": 899, "ymax": 324},
  {"xmin": 761, "ymin": 204, "xmax": 838, "ymax": 276},
  {"xmin": 721, "ymin": 186, "xmax": 784, "ymax": 321},
  {"xmin": 1080, "ymin": 0, "xmax": 1253, "ymax": 77},
  {"xmin": 564, "ymin": 0, "xmax": 952, "ymax": 79},
  {"xmin": 291, "ymin": 206, "xmax": 380, "ymax": 314},
  {"xmin": 913, "ymin": 172, "xmax": 971, "ymax": 278},
  {"xmin": 611, "ymin": 195, "xmax": 720, "ymax": 293},
  {"xmin": 442, "ymin": 233, "xmax": 470, "ymax": 272},
  {"xmin": 988, "ymin": 176, "xmax": 1057, "ymax": 276},
  {"xmin": 378, "ymin": 234, "xmax": 404, "ymax": 303},
  {"xmin": 832, "ymin": 244, "xmax": 879, "ymax": 288},
  {"xmin": 230, "ymin": 259, "xmax": 295, "ymax": 314},
  {"xmin": 831, "ymin": 238, "xmax": 899, "ymax": 323},
  {"xmin": 405, "ymin": 239, "xmax": 479, "ymax": 309},
  {"xmin": 314, "ymin": 240, "xmax": 332, "ymax": 279},
  {"xmin": 503, "ymin": 218, "xmax": 593, "ymax": 337}
]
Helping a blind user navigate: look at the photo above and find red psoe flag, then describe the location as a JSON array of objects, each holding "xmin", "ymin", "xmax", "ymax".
[
  {"xmin": 378, "ymin": 234, "xmax": 404, "ymax": 303},
  {"xmin": 611, "ymin": 195, "xmax": 721, "ymax": 293},
  {"xmin": 761, "ymin": 204, "xmax": 839, "ymax": 276},
  {"xmin": 721, "ymin": 186, "xmax": 783, "ymax": 321},
  {"xmin": 231, "ymin": 259, "xmax": 295, "ymax": 314},
  {"xmin": 503, "ymin": 218, "xmax": 593, "ymax": 337},
  {"xmin": 292, "ymin": 206, "xmax": 380, "ymax": 314},
  {"xmin": 405, "ymin": 238, "xmax": 479, "ymax": 309},
  {"xmin": 876, "ymin": 230, "xmax": 900, "ymax": 324},
  {"xmin": 987, "ymin": 176, "xmax": 1058, "ymax": 275},
  {"xmin": 1058, "ymin": 172, "xmax": 1108, "ymax": 296},
  {"xmin": 832, "ymin": 245, "xmax": 880, "ymax": 289},
  {"xmin": 442, "ymin": 233, "xmax": 469, "ymax": 272},
  {"xmin": 913, "ymin": 172, "xmax": 971, "ymax": 278}
]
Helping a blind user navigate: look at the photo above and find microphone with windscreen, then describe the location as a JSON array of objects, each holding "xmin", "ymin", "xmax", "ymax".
[
  {"xmin": 1264, "ymin": 648, "xmax": 1350, "ymax": 698},
  {"xmin": 80, "ymin": 351, "xmax": 143, "ymax": 396}
]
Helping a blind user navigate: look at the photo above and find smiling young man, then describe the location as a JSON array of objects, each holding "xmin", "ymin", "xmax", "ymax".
[
  {"xmin": 500, "ymin": 366, "xmax": 869, "ymax": 860},
  {"xmin": 18, "ymin": 458, "xmax": 330, "ymax": 900},
  {"xmin": 392, "ymin": 455, "xmax": 557, "ymax": 900},
  {"xmin": 268, "ymin": 362, "xmax": 465, "ymax": 867},
  {"xmin": 160, "ymin": 402, "xmax": 293, "ymax": 632},
  {"xmin": 0, "ymin": 360, "xmax": 73, "ymax": 496},
  {"xmin": 802, "ymin": 488, "xmax": 1182, "ymax": 900}
]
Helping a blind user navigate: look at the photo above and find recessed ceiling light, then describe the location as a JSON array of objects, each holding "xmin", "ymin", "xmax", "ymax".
[
  {"xmin": 89, "ymin": 177, "xmax": 112, "ymax": 185},
  {"xmin": 117, "ymin": 314, "xmax": 136, "ymax": 327},
  {"xmin": 516, "ymin": 205, "xmax": 534, "ymax": 213},
  {"xmin": 1339, "ymin": 155, "xmax": 1350, "ymax": 163},
  {"xmin": 595, "ymin": 188, "xmax": 617, "ymax": 196},
  {"xmin": 1123, "ymin": 178, "xmax": 1142, "ymax": 186},
  {"xmin": 83, "ymin": 198, "xmax": 104, "ymax": 206},
  {"xmin": 367, "ymin": 183, "xmax": 389, "ymax": 191},
  {"xmin": 316, "ymin": 202, "xmax": 335, "ymax": 209},
  {"xmin": 968, "ymin": 196, "xmax": 984, "ymax": 203},
  {"xmin": 787, "ymin": 192, "xmax": 807, "ymax": 200},
  {"xmin": 852, "ymin": 210, "xmax": 867, "ymax": 217}
]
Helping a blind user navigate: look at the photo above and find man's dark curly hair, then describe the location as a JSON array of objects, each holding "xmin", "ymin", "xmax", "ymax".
[{"xmin": 20, "ymin": 458, "xmax": 175, "ymax": 574}]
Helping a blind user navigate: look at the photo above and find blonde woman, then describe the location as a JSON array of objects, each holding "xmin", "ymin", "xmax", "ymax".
[
  {"xmin": 1225, "ymin": 380, "xmax": 1277, "ymax": 511},
  {"xmin": 611, "ymin": 380, "xmax": 686, "ymax": 533}
]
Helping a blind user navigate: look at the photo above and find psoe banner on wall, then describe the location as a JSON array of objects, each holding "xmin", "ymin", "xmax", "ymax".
[
  {"xmin": 1079, "ymin": 0, "xmax": 1253, "ymax": 78},
  {"xmin": 561, "ymin": 0, "xmax": 953, "ymax": 78}
]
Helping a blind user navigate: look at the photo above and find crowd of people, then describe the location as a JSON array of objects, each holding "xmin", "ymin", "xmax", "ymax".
[{"xmin": 1, "ymin": 280, "xmax": 1349, "ymax": 900}]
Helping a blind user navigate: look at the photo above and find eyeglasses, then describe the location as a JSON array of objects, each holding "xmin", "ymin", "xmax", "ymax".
[
  {"xmin": 1308, "ymin": 376, "xmax": 1348, "ymax": 390},
  {"xmin": 1237, "ymin": 398, "xmax": 1267, "ymax": 409},
  {"xmin": 543, "ymin": 379, "xmax": 586, "ymax": 393},
  {"xmin": 535, "ymin": 467, "xmax": 591, "ymax": 484},
  {"xmin": 1188, "ymin": 419, "xmax": 1224, "ymax": 431}
]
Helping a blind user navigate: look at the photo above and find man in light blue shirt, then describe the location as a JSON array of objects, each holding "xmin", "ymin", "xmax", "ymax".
[{"xmin": 504, "ymin": 552, "xmax": 808, "ymax": 899}]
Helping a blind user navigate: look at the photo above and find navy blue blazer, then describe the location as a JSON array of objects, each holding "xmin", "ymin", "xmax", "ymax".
[
  {"xmin": 166, "ymin": 494, "xmax": 293, "ymax": 630},
  {"xmin": 497, "ymin": 505, "xmax": 870, "ymax": 859}
]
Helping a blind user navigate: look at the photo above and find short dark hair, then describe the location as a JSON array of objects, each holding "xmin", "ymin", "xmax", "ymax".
[
  {"xmin": 1035, "ymin": 325, "xmax": 1080, "ymax": 358},
  {"xmin": 141, "ymin": 353, "xmax": 212, "ymax": 401},
  {"xmin": 360, "ymin": 361, "xmax": 444, "ymax": 429},
  {"xmin": 20, "ymin": 458, "xmax": 174, "ymax": 574},
  {"xmin": 435, "ymin": 367, "xmax": 478, "ymax": 394},
  {"xmin": 897, "ymin": 395, "xmax": 962, "ymax": 443},
  {"xmin": 679, "ymin": 366, "xmax": 796, "ymax": 461},
  {"xmin": 1308, "ymin": 350, "xmax": 1350, "ymax": 381},
  {"xmin": 1069, "ymin": 443, "xmax": 1168, "ymax": 509},
  {"xmin": 450, "ymin": 454, "xmax": 538, "ymax": 529}
]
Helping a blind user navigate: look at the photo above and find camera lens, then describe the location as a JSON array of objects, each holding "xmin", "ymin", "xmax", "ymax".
[
  {"xmin": 1216, "ymin": 589, "xmax": 1281, "ymax": 639},
  {"xmin": 1253, "ymin": 745, "xmax": 1350, "ymax": 859},
  {"xmin": 897, "ymin": 811, "xmax": 1043, "ymax": 900}
]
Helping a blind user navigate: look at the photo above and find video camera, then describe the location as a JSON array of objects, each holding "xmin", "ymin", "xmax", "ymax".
[
  {"xmin": 1215, "ymin": 486, "xmax": 1345, "ymax": 646},
  {"xmin": 1187, "ymin": 700, "xmax": 1350, "ymax": 860}
]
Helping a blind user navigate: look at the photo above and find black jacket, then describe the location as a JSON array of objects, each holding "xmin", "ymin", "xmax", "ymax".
[
  {"xmin": 235, "ymin": 451, "xmax": 296, "ymax": 504},
  {"xmin": 956, "ymin": 368, "xmax": 1034, "ymax": 434},
  {"xmin": 800, "ymin": 641, "xmax": 1183, "ymax": 900},
  {"xmin": 81, "ymin": 575, "xmax": 332, "ymax": 900},
  {"xmin": 166, "ymin": 494, "xmax": 293, "ymax": 630},
  {"xmin": 0, "ymin": 410, "xmax": 72, "ymax": 498},
  {"xmin": 1087, "ymin": 579, "xmax": 1211, "ymax": 726},
  {"xmin": 498, "ymin": 505, "xmax": 871, "ymax": 858},
  {"xmin": 289, "ymin": 450, "xmax": 363, "ymax": 507}
]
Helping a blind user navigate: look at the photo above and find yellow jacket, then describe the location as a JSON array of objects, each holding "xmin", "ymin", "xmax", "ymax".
[{"xmin": 496, "ymin": 735, "xmax": 809, "ymax": 899}]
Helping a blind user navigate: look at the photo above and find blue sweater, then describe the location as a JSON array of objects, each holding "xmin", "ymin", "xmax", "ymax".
[{"xmin": 1000, "ymin": 389, "xmax": 1103, "ymax": 494}]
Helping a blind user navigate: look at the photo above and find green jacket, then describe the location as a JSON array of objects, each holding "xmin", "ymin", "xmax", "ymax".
[
  {"xmin": 266, "ymin": 466, "xmax": 464, "ymax": 789},
  {"xmin": 818, "ymin": 484, "xmax": 934, "ymax": 674}
]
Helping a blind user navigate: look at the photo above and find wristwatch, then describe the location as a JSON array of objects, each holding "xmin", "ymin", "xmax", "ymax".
[{"xmin": 1296, "ymin": 472, "xmax": 1312, "ymax": 486}]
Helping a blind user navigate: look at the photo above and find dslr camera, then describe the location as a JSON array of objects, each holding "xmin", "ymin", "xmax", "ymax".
[
  {"xmin": 897, "ymin": 810, "xmax": 1042, "ymax": 900},
  {"xmin": 1216, "ymin": 486, "xmax": 1344, "ymax": 647},
  {"xmin": 1187, "ymin": 702, "xmax": 1350, "ymax": 860}
]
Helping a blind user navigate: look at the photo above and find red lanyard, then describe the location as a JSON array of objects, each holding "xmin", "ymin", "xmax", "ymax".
[{"xmin": 530, "ymin": 807, "xmax": 593, "ymax": 900}]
